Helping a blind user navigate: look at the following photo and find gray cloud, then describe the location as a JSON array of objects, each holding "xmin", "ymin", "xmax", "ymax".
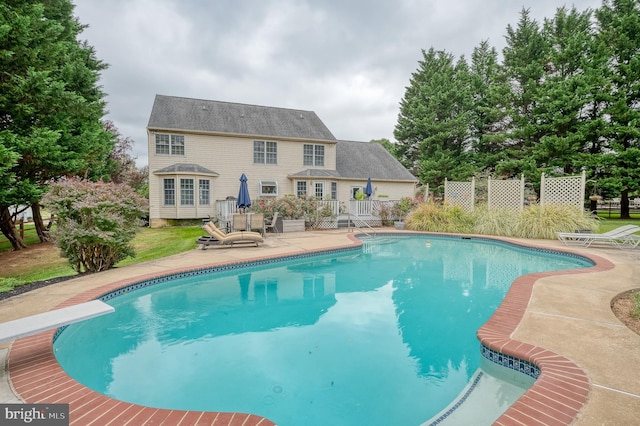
[{"xmin": 73, "ymin": 0, "xmax": 602, "ymax": 166}]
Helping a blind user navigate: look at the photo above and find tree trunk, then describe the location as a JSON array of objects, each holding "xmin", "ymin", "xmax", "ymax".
[
  {"xmin": 31, "ymin": 202, "xmax": 50, "ymax": 242},
  {"xmin": 620, "ymin": 190, "xmax": 630, "ymax": 219},
  {"xmin": 0, "ymin": 207, "xmax": 27, "ymax": 250}
]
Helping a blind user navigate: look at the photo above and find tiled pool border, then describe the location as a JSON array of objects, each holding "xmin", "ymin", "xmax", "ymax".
[{"xmin": 7, "ymin": 232, "xmax": 615, "ymax": 425}]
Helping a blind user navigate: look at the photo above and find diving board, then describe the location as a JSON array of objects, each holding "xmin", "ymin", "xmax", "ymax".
[{"xmin": 0, "ymin": 300, "xmax": 114, "ymax": 344}]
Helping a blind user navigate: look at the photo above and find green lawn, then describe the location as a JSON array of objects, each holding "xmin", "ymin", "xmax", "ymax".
[
  {"xmin": 594, "ymin": 216, "xmax": 640, "ymax": 233},
  {"xmin": 0, "ymin": 226, "xmax": 203, "ymax": 292}
]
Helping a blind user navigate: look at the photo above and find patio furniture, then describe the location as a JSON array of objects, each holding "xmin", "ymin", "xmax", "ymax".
[
  {"xmin": 232, "ymin": 213, "xmax": 247, "ymax": 231},
  {"xmin": 201, "ymin": 222, "xmax": 263, "ymax": 248},
  {"xmin": 265, "ymin": 212, "xmax": 280, "ymax": 234},
  {"xmin": 249, "ymin": 212, "xmax": 265, "ymax": 237},
  {"xmin": 556, "ymin": 225, "xmax": 640, "ymax": 249}
]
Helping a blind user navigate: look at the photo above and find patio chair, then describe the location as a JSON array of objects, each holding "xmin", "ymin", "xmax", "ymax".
[
  {"xmin": 249, "ymin": 213, "xmax": 265, "ymax": 237},
  {"xmin": 265, "ymin": 212, "xmax": 280, "ymax": 234},
  {"xmin": 556, "ymin": 225, "xmax": 640, "ymax": 249},
  {"xmin": 232, "ymin": 213, "xmax": 247, "ymax": 231},
  {"xmin": 200, "ymin": 222, "xmax": 263, "ymax": 249}
]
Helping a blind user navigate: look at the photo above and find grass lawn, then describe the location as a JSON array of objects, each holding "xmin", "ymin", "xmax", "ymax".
[
  {"xmin": 0, "ymin": 226, "xmax": 203, "ymax": 293},
  {"xmin": 594, "ymin": 216, "xmax": 640, "ymax": 233}
]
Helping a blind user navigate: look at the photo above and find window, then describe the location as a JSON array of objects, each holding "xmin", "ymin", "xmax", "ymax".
[
  {"xmin": 155, "ymin": 134, "xmax": 185, "ymax": 155},
  {"xmin": 297, "ymin": 181, "xmax": 307, "ymax": 197},
  {"xmin": 171, "ymin": 135, "xmax": 184, "ymax": 155},
  {"xmin": 254, "ymin": 141, "xmax": 277, "ymax": 164},
  {"xmin": 315, "ymin": 182, "xmax": 325, "ymax": 199},
  {"xmin": 180, "ymin": 179, "xmax": 194, "ymax": 205},
  {"xmin": 199, "ymin": 180, "xmax": 210, "ymax": 205},
  {"xmin": 163, "ymin": 179, "xmax": 175, "ymax": 205},
  {"xmin": 259, "ymin": 180, "xmax": 278, "ymax": 196},
  {"xmin": 156, "ymin": 134, "xmax": 170, "ymax": 155},
  {"xmin": 303, "ymin": 144, "xmax": 324, "ymax": 166},
  {"xmin": 331, "ymin": 182, "xmax": 337, "ymax": 200}
]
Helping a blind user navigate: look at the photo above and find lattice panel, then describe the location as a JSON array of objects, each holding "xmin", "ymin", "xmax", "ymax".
[
  {"xmin": 445, "ymin": 179, "xmax": 474, "ymax": 211},
  {"xmin": 541, "ymin": 173, "xmax": 584, "ymax": 209},
  {"xmin": 310, "ymin": 217, "xmax": 338, "ymax": 229},
  {"xmin": 488, "ymin": 178, "xmax": 524, "ymax": 210}
]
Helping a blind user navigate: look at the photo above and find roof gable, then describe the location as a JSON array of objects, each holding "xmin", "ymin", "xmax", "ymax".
[
  {"xmin": 336, "ymin": 141, "xmax": 417, "ymax": 181},
  {"xmin": 148, "ymin": 95, "xmax": 336, "ymax": 142}
]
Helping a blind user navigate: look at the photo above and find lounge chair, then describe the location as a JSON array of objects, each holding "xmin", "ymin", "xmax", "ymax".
[
  {"xmin": 556, "ymin": 225, "xmax": 640, "ymax": 249},
  {"xmin": 200, "ymin": 222, "xmax": 263, "ymax": 249}
]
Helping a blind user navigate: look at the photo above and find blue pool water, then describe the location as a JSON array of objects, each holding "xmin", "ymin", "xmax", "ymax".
[{"xmin": 54, "ymin": 235, "xmax": 591, "ymax": 426}]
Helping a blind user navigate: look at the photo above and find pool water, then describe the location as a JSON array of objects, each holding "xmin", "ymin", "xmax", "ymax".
[{"xmin": 54, "ymin": 235, "xmax": 591, "ymax": 426}]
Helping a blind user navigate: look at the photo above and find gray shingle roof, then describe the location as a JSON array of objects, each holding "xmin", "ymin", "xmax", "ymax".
[
  {"xmin": 148, "ymin": 95, "xmax": 336, "ymax": 142},
  {"xmin": 289, "ymin": 169, "xmax": 342, "ymax": 178},
  {"xmin": 153, "ymin": 163, "xmax": 219, "ymax": 176},
  {"xmin": 336, "ymin": 141, "xmax": 417, "ymax": 181}
]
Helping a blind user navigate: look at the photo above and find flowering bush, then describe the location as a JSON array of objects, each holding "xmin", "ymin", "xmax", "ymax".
[
  {"xmin": 42, "ymin": 178, "xmax": 148, "ymax": 273},
  {"xmin": 251, "ymin": 196, "xmax": 337, "ymax": 222},
  {"xmin": 391, "ymin": 196, "xmax": 421, "ymax": 220}
]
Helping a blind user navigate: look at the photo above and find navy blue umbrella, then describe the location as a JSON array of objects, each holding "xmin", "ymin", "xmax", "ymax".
[
  {"xmin": 365, "ymin": 177, "xmax": 373, "ymax": 198},
  {"xmin": 237, "ymin": 173, "xmax": 251, "ymax": 210}
]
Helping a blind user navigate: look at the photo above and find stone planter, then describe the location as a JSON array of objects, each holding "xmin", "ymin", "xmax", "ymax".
[{"xmin": 394, "ymin": 221, "xmax": 405, "ymax": 230}]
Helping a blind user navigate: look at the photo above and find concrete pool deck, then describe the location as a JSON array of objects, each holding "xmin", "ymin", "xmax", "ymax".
[{"xmin": 1, "ymin": 229, "xmax": 639, "ymax": 425}]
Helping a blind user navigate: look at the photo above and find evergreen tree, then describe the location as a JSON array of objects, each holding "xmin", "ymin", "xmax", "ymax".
[
  {"xmin": 394, "ymin": 48, "xmax": 476, "ymax": 191},
  {"xmin": 531, "ymin": 7, "xmax": 599, "ymax": 175},
  {"xmin": 498, "ymin": 8, "xmax": 550, "ymax": 182},
  {"xmin": 0, "ymin": 0, "xmax": 112, "ymax": 249},
  {"xmin": 468, "ymin": 40, "xmax": 511, "ymax": 173},
  {"xmin": 596, "ymin": 0, "xmax": 640, "ymax": 218}
]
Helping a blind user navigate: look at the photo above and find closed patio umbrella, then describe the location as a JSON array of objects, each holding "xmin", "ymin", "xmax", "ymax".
[
  {"xmin": 237, "ymin": 173, "xmax": 251, "ymax": 211},
  {"xmin": 365, "ymin": 177, "xmax": 373, "ymax": 198}
]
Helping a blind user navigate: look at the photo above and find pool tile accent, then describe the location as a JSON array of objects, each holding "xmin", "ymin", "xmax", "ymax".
[
  {"xmin": 480, "ymin": 345, "xmax": 540, "ymax": 379},
  {"xmin": 6, "ymin": 232, "xmax": 615, "ymax": 425}
]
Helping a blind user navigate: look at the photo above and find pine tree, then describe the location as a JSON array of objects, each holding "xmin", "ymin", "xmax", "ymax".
[
  {"xmin": 596, "ymin": 0, "xmax": 640, "ymax": 218},
  {"xmin": 394, "ymin": 48, "xmax": 476, "ymax": 190}
]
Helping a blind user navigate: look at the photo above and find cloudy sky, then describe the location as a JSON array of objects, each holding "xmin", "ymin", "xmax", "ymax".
[{"xmin": 72, "ymin": 0, "xmax": 602, "ymax": 166}]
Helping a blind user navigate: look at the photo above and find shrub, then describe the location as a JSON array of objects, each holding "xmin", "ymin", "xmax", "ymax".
[
  {"xmin": 405, "ymin": 202, "xmax": 598, "ymax": 239},
  {"xmin": 250, "ymin": 196, "xmax": 338, "ymax": 225},
  {"xmin": 471, "ymin": 207, "xmax": 519, "ymax": 237},
  {"xmin": 42, "ymin": 178, "xmax": 148, "ymax": 273},
  {"xmin": 405, "ymin": 202, "xmax": 473, "ymax": 233},
  {"xmin": 513, "ymin": 204, "xmax": 598, "ymax": 239}
]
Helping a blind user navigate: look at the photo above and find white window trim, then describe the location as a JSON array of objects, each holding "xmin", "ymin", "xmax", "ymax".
[
  {"xmin": 155, "ymin": 133, "xmax": 185, "ymax": 156},
  {"xmin": 259, "ymin": 180, "xmax": 278, "ymax": 196}
]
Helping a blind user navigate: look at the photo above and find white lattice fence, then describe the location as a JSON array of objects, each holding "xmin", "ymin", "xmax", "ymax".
[
  {"xmin": 540, "ymin": 171, "xmax": 585, "ymax": 210},
  {"xmin": 488, "ymin": 176, "xmax": 525, "ymax": 210},
  {"xmin": 444, "ymin": 178, "xmax": 475, "ymax": 211}
]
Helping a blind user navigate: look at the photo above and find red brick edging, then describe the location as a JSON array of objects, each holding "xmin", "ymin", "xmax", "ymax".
[{"xmin": 7, "ymin": 234, "xmax": 614, "ymax": 425}]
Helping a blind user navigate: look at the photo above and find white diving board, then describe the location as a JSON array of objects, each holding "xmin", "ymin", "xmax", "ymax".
[{"xmin": 0, "ymin": 300, "xmax": 114, "ymax": 344}]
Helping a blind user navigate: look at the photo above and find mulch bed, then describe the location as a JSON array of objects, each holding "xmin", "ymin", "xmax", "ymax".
[{"xmin": 0, "ymin": 275, "xmax": 77, "ymax": 302}]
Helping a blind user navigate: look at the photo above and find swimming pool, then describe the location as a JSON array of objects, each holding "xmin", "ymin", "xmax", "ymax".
[{"xmin": 53, "ymin": 235, "xmax": 592, "ymax": 425}]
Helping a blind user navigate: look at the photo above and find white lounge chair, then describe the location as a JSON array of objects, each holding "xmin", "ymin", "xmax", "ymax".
[{"xmin": 556, "ymin": 225, "xmax": 640, "ymax": 249}]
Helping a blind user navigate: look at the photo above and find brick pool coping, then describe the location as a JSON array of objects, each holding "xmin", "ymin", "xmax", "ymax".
[{"xmin": 7, "ymin": 233, "xmax": 614, "ymax": 425}]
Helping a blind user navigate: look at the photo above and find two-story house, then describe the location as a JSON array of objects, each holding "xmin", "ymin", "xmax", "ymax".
[{"xmin": 147, "ymin": 95, "xmax": 417, "ymax": 227}]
